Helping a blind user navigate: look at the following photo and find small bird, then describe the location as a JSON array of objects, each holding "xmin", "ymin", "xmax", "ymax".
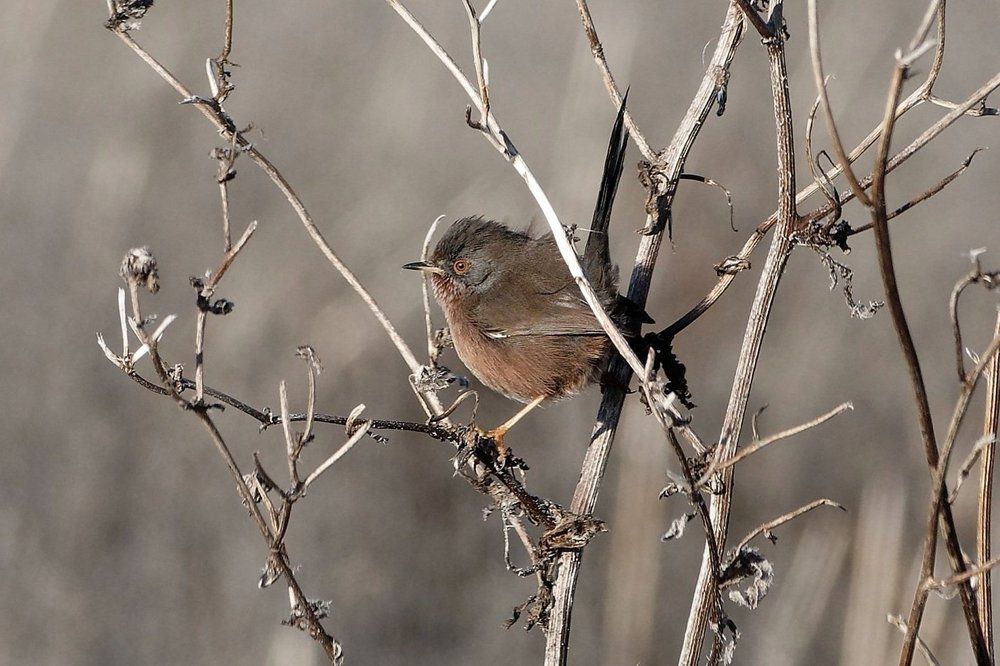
[{"xmin": 404, "ymin": 99, "xmax": 647, "ymax": 454}]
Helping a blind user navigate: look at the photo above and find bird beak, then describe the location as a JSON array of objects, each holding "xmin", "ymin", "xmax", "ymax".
[{"xmin": 402, "ymin": 261, "xmax": 445, "ymax": 275}]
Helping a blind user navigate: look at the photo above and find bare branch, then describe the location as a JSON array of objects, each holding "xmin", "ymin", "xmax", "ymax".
[
  {"xmin": 807, "ymin": 0, "xmax": 873, "ymax": 208},
  {"xmin": 668, "ymin": 69, "xmax": 1000, "ymax": 340},
  {"xmin": 304, "ymin": 421, "xmax": 373, "ymax": 489},
  {"xmin": 107, "ymin": 27, "xmax": 425, "ymax": 378},
  {"xmin": 572, "ymin": 0, "xmax": 656, "ymax": 160},
  {"xmin": 980, "ymin": 312, "xmax": 1000, "ymax": 656},
  {"xmin": 888, "ymin": 614, "xmax": 942, "ymax": 666},
  {"xmin": 681, "ymin": 7, "xmax": 800, "ymax": 662},
  {"xmin": 697, "ymin": 402, "xmax": 853, "ymax": 487},
  {"xmin": 733, "ymin": 499, "xmax": 846, "ymax": 556},
  {"xmin": 550, "ymin": 6, "xmax": 747, "ymax": 663}
]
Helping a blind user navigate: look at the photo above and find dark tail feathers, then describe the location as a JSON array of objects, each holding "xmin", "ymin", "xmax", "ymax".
[{"xmin": 583, "ymin": 91, "xmax": 629, "ymax": 294}]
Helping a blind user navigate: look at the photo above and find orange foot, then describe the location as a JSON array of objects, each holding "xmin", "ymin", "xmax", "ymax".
[{"xmin": 475, "ymin": 424, "xmax": 509, "ymax": 465}]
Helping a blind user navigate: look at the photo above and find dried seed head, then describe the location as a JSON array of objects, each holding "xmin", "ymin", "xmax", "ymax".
[{"xmin": 120, "ymin": 246, "xmax": 160, "ymax": 293}]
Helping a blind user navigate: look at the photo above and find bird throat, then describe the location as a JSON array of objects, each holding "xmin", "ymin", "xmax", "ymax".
[{"xmin": 431, "ymin": 273, "xmax": 466, "ymax": 306}]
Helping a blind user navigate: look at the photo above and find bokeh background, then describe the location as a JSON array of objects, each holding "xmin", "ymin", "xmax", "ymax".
[{"xmin": 3, "ymin": 1, "xmax": 999, "ymax": 663}]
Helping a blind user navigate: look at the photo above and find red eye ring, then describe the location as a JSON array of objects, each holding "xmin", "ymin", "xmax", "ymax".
[{"xmin": 453, "ymin": 259, "xmax": 471, "ymax": 275}]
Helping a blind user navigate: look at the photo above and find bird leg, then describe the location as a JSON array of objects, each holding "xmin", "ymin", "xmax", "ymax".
[{"xmin": 483, "ymin": 395, "xmax": 546, "ymax": 462}]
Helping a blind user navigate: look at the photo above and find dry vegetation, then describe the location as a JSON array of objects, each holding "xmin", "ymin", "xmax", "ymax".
[{"xmin": 4, "ymin": 0, "xmax": 999, "ymax": 663}]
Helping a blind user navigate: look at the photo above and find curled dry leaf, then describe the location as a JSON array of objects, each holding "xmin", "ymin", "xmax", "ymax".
[
  {"xmin": 661, "ymin": 512, "xmax": 696, "ymax": 541},
  {"xmin": 722, "ymin": 547, "xmax": 775, "ymax": 610}
]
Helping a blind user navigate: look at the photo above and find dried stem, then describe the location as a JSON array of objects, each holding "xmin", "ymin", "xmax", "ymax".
[
  {"xmin": 697, "ymin": 402, "xmax": 853, "ymax": 487},
  {"xmin": 219, "ymin": 0, "xmax": 234, "ymax": 63},
  {"xmin": 889, "ymin": 614, "xmax": 942, "ymax": 666},
  {"xmin": 928, "ymin": 553, "xmax": 1000, "ymax": 593},
  {"xmin": 420, "ymin": 215, "xmax": 446, "ymax": 361},
  {"xmin": 193, "ymin": 220, "xmax": 256, "ymax": 404},
  {"xmin": 460, "ymin": 0, "xmax": 490, "ymax": 126},
  {"xmin": 849, "ymin": 148, "xmax": 985, "ymax": 235},
  {"xmin": 304, "ymin": 422, "xmax": 373, "ymax": 489},
  {"xmin": 902, "ymin": 329, "xmax": 1000, "ymax": 662},
  {"xmin": 680, "ymin": 7, "xmax": 799, "ymax": 662},
  {"xmin": 732, "ymin": 498, "xmax": 846, "ymax": 556},
  {"xmin": 545, "ymin": 6, "xmax": 746, "ymax": 664},
  {"xmin": 980, "ymin": 312, "xmax": 1000, "ymax": 657},
  {"xmin": 666, "ymin": 5, "xmax": 1000, "ymax": 342},
  {"xmin": 807, "ymin": 0, "xmax": 873, "ymax": 208},
  {"xmin": 856, "ymin": 25, "xmax": 992, "ymax": 661},
  {"xmin": 572, "ymin": 0, "xmax": 655, "ymax": 160},
  {"xmin": 116, "ymin": 269, "xmax": 340, "ymax": 662},
  {"xmin": 108, "ymin": 27, "xmax": 425, "ymax": 378}
]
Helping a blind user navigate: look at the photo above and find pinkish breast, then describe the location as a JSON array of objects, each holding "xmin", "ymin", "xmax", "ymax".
[{"xmin": 441, "ymin": 303, "xmax": 608, "ymax": 404}]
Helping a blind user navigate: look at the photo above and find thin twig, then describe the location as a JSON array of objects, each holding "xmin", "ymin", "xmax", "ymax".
[
  {"xmin": 927, "ymin": 554, "xmax": 1000, "ymax": 593},
  {"xmin": 732, "ymin": 498, "xmax": 846, "ymax": 556},
  {"xmin": 108, "ymin": 27, "xmax": 426, "ymax": 379},
  {"xmin": 572, "ymin": 0, "xmax": 655, "ymax": 160},
  {"xmin": 460, "ymin": 0, "xmax": 490, "ymax": 126},
  {"xmin": 888, "ymin": 614, "xmax": 942, "ymax": 666},
  {"xmin": 304, "ymin": 422, "xmax": 373, "ymax": 489},
  {"xmin": 219, "ymin": 0, "xmax": 234, "ymax": 63},
  {"xmin": 807, "ymin": 0, "xmax": 873, "ymax": 208},
  {"xmin": 115, "ymin": 252, "xmax": 341, "ymax": 661},
  {"xmin": 950, "ymin": 435, "xmax": 999, "ymax": 504},
  {"xmin": 421, "ymin": 214, "xmax": 446, "ymax": 361},
  {"xmin": 279, "ymin": 382, "xmax": 300, "ymax": 487},
  {"xmin": 849, "ymin": 148, "xmax": 985, "ymax": 234},
  {"xmin": 697, "ymin": 402, "xmax": 853, "ymax": 487},
  {"xmin": 194, "ymin": 220, "xmax": 257, "ymax": 404}
]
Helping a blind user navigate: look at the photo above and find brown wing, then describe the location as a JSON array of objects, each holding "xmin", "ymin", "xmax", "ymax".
[{"xmin": 472, "ymin": 238, "xmax": 608, "ymax": 338}]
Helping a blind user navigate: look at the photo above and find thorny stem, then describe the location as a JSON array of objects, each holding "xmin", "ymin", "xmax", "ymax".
[{"xmin": 680, "ymin": 9, "xmax": 799, "ymax": 663}]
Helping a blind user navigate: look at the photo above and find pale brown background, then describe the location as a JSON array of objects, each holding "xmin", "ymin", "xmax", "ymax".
[{"xmin": 3, "ymin": 1, "xmax": 999, "ymax": 664}]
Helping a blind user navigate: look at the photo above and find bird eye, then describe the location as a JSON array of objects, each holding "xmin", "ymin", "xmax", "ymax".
[{"xmin": 453, "ymin": 258, "xmax": 471, "ymax": 275}]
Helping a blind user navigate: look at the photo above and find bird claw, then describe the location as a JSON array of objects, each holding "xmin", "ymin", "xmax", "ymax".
[{"xmin": 474, "ymin": 424, "xmax": 509, "ymax": 466}]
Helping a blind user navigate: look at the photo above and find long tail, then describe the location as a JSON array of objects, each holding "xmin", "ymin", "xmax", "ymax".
[{"xmin": 582, "ymin": 91, "xmax": 629, "ymax": 292}]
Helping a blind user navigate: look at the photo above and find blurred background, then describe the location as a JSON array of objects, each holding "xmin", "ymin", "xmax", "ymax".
[{"xmin": 3, "ymin": 0, "xmax": 999, "ymax": 663}]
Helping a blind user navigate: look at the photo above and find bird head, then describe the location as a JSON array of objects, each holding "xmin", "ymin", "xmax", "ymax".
[{"xmin": 403, "ymin": 216, "xmax": 528, "ymax": 305}]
